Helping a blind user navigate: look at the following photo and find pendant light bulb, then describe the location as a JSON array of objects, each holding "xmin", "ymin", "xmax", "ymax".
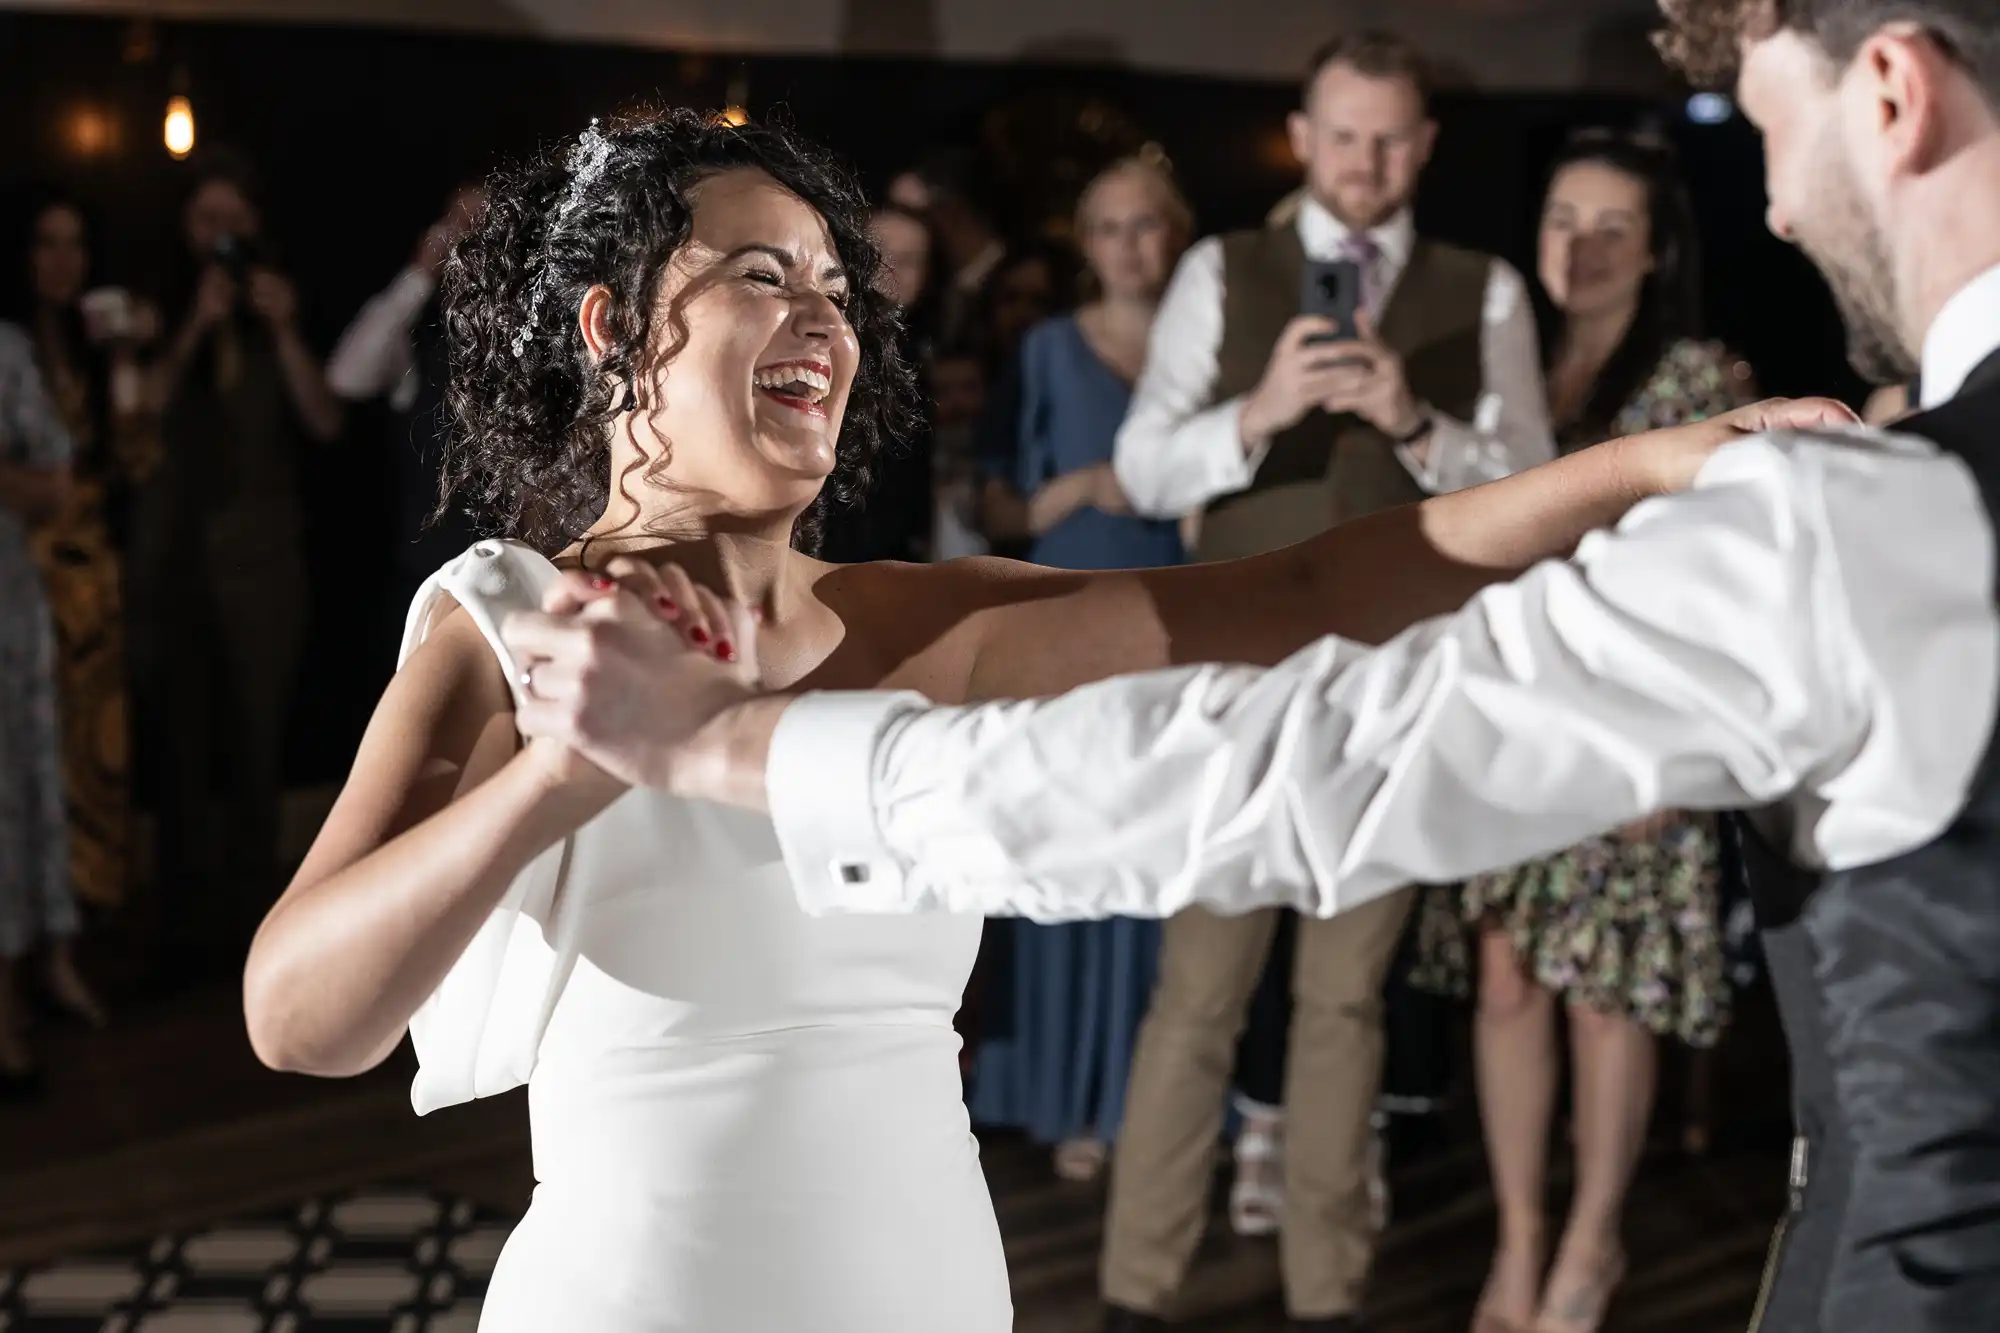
[{"xmin": 164, "ymin": 94, "xmax": 195, "ymax": 158}]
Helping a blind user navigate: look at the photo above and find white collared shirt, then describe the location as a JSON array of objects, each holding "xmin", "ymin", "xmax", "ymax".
[
  {"xmin": 328, "ymin": 266, "xmax": 437, "ymax": 413},
  {"xmin": 1922, "ymin": 262, "xmax": 2000, "ymax": 408},
  {"xmin": 761, "ymin": 275, "xmax": 2000, "ymax": 923},
  {"xmin": 1111, "ymin": 196, "xmax": 1556, "ymax": 519}
]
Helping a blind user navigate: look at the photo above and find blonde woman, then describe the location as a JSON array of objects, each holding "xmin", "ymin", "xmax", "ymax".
[{"xmin": 966, "ymin": 157, "xmax": 1194, "ymax": 1180}]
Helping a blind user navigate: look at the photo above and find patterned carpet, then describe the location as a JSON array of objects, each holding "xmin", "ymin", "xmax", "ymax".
[
  {"xmin": 0, "ymin": 981, "xmax": 1799, "ymax": 1332},
  {"xmin": 0, "ymin": 1191, "xmax": 509, "ymax": 1332},
  {"xmin": 0, "ymin": 1151, "xmax": 1791, "ymax": 1333}
]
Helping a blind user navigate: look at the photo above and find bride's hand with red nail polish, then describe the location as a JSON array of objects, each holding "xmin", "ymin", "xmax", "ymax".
[{"xmin": 498, "ymin": 558, "xmax": 762, "ymax": 791}]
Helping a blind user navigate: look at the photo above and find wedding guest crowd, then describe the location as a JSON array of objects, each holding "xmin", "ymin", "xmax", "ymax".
[
  {"xmin": 1101, "ymin": 47, "xmax": 1557, "ymax": 1315},
  {"xmin": 874, "ymin": 33, "xmax": 1775, "ymax": 1333}
]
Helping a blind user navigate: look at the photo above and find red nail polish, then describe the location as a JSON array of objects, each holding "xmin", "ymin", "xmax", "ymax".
[
  {"xmin": 689, "ymin": 625, "xmax": 710, "ymax": 645},
  {"xmin": 588, "ymin": 575, "xmax": 615, "ymax": 591},
  {"xmin": 655, "ymin": 595, "xmax": 679, "ymax": 618},
  {"xmin": 715, "ymin": 640, "xmax": 737, "ymax": 663}
]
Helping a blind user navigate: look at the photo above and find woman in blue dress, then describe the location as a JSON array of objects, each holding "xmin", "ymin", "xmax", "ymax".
[{"xmin": 967, "ymin": 156, "xmax": 1193, "ymax": 1181}]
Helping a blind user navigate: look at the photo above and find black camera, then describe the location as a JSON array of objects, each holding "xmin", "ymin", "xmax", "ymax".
[{"xmin": 210, "ymin": 232, "xmax": 267, "ymax": 280}]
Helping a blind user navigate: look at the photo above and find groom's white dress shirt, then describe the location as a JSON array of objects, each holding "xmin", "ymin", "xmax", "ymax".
[{"xmin": 764, "ymin": 266, "xmax": 2000, "ymax": 923}]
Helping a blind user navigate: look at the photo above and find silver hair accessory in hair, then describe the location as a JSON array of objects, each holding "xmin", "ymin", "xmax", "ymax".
[{"xmin": 511, "ymin": 119, "xmax": 616, "ymax": 359}]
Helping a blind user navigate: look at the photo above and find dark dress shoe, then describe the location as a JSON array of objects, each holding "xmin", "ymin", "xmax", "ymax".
[
  {"xmin": 1291, "ymin": 1317, "xmax": 1365, "ymax": 1332},
  {"xmin": 1102, "ymin": 1305, "xmax": 1168, "ymax": 1331}
]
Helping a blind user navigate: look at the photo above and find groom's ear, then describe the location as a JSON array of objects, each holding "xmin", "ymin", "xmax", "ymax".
[
  {"xmin": 578, "ymin": 284, "xmax": 619, "ymax": 362},
  {"xmin": 1857, "ymin": 24, "xmax": 1960, "ymax": 180}
]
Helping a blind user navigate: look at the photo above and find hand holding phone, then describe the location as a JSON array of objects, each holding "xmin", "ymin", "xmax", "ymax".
[
  {"xmin": 1313, "ymin": 310, "xmax": 1426, "ymax": 442},
  {"xmin": 247, "ymin": 270, "xmax": 300, "ymax": 329},
  {"xmin": 1240, "ymin": 315, "xmax": 1374, "ymax": 447},
  {"xmin": 1299, "ymin": 259, "xmax": 1363, "ymax": 346},
  {"xmin": 189, "ymin": 265, "xmax": 239, "ymax": 332}
]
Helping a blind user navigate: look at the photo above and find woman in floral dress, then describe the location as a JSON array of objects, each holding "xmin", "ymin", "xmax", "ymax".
[
  {"xmin": 1408, "ymin": 130, "xmax": 1755, "ymax": 1333},
  {"xmin": 12, "ymin": 192, "xmax": 156, "ymax": 934},
  {"xmin": 0, "ymin": 317, "xmax": 83, "ymax": 1095}
]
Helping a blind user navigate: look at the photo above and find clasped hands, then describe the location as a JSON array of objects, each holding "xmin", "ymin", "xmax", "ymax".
[{"xmin": 501, "ymin": 559, "xmax": 766, "ymax": 795}]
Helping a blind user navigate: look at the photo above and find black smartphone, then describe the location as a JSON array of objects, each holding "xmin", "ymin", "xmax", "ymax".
[{"xmin": 1300, "ymin": 258, "xmax": 1363, "ymax": 345}]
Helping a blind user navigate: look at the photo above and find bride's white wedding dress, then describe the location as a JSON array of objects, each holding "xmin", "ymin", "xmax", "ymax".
[{"xmin": 400, "ymin": 541, "xmax": 1010, "ymax": 1332}]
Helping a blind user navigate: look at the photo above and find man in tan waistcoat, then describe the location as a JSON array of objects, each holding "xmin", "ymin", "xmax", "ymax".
[{"xmin": 1103, "ymin": 30, "xmax": 1555, "ymax": 1332}]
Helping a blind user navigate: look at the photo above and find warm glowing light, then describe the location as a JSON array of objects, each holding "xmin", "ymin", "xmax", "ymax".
[
  {"xmin": 716, "ymin": 71, "xmax": 749, "ymax": 127},
  {"xmin": 1256, "ymin": 125, "xmax": 1300, "ymax": 173},
  {"xmin": 66, "ymin": 106, "xmax": 117, "ymax": 157},
  {"xmin": 164, "ymin": 95, "xmax": 195, "ymax": 158}
]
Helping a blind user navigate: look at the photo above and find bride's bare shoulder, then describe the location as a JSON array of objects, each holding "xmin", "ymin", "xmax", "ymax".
[
  {"xmin": 805, "ymin": 555, "xmax": 1091, "ymax": 698},
  {"xmin": 810, "ymin": 554, "xmax": 1087, "ymax": 651},
  {"xmin": 391, "ymin": 591, "xmax": 516, "ymax": 724},
  {"xmin": 814, "ymin": 552, "xmax": 1067, "ymax": 609}
]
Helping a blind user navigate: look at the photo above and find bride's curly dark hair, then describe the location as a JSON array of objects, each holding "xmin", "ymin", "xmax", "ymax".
[{"xmin": 441, "ymin": 106, "xmax": 918, "ymax": 555}]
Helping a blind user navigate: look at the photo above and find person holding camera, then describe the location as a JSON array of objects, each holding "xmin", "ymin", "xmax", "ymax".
[
  {"xmin": 1101, "ymin": 31, "xmax": 1553, "ymax": 1333},
  {"xmin": 133, "ymin": 152, "xmax": 341, "ymax": 986}
]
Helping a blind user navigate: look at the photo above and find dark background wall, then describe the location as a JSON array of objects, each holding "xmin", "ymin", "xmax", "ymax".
[{"xmin": 1, "ymin": 12, "xmax": 1863, "ymax": 781}]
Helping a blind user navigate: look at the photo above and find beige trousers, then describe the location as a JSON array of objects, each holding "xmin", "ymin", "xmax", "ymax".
[{"xmin": 1100, "ymin": 889, "xmax": 1417, "ymax": 1318}]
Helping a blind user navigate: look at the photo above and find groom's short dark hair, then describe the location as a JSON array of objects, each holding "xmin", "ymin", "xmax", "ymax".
[{"xmin": 1657, "ymin": 0, "xmax": 1998, "ymax": 102}]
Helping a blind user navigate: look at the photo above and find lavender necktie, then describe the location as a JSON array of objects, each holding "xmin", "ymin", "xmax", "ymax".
[{"xmin": 1338, "ymin": 232, "xmax": 1383, "ymax": 323}]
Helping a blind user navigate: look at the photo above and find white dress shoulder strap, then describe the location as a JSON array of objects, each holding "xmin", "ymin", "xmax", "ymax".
[
  {"xmin": 400, "ymin": 539, "xmax": 558, "ymax": 696},
  {"xmin": 399, "ymin": 539, "xmax": 580, "ymax": 1115}
]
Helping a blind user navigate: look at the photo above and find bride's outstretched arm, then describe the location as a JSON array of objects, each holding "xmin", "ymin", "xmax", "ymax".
[
  {"xmin": 928, "ymin": 400, "xmax": 1843, "ymax": 702},
  {"xmin": 241, "ymin": 607, "xmax": 613, "ymax": 1078},
  {"xmin": 960, "ymin": 432, "xmax": 1657, "ymax": 700}
]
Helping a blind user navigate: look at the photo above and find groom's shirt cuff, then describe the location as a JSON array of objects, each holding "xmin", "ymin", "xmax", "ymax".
[{"xmin": 766, "ymin": 690, "xmax": 929, "ymax": 914}]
